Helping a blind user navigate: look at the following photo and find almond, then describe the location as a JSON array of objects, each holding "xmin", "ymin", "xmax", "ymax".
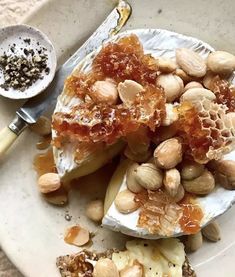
[
  {"xmin": 181, "ymin": 87, "xmax": 216, "ymax": 102},
  {"xmin": 114, "ymin": 189, "xmax": 139, "ymax": 214},
  {"xmin": 202, "ymin": 221, "xmax": 221, "ymax": 242},
  {"xmin": 156, "ymin": 57, "xmax": 177, "ymax": 73},
  {"xmin": 185, "ymin": 231, "xmax": 203, "ymax": 252},
  {"xmin": 126, "ymin": 163, "xmax": 143, "ymax": 193},
  {"xmin": 135, "ymin": 163, "xmax": 163, "ymax": 190},
  {"xmin": 118, "ymin": 80, "xmax": 144, "ymax": 105},
  {"xmin": 154, "ymin": 138, "xmax": 182, "ymax": 169},
  {"xmin": 207, "ymin": 51, "xmax": 235, "ymax": 75},
  {"xmin": 176, "ymin": 48, "xmax": 207, "ymax": 77},
  {"xmin": 184, "ymin": 81, "xmax": 203, "ymax": 91},
  {"xmin": 38, "ymin": 173, "xmax": 61, "ymax": 194},
  {"xmin": 163, "ymin": 168, "xmax": 181, "ymax": 197},
  {"xmin": 156, "ymin": 73, "xmax": 184, "ymax": 102},
  {"xmin": 182, "ymin": 169, "xmax": 215, "ymax": 195}
]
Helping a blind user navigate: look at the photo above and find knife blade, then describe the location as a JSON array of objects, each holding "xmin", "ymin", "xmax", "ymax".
[{"xmin": 0, "ymin": 0, "xmax": 131, "ymax": 156}]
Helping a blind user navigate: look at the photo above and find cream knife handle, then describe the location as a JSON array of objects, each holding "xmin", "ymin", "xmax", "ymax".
[
  {"xmin": 0, "ymin": 115, "xmax": 28, "ymax": 157},
  {"xmin": 0, "ymin": 127, "xmax": 18, "ymax": 156}
]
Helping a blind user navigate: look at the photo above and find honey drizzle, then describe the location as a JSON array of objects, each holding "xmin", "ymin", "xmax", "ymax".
[
  {"xmin": 36, "ymin": 135, "xmax": 51, "ymax": 150},
  {"xmin": 33, "ymin": 148, "xmax": 56, "ymax": 176}
]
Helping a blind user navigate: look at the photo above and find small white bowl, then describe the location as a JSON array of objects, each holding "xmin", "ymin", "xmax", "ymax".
[{"xmin": 0, "ymin": 24, "xmax": 57, "ymax": 100}]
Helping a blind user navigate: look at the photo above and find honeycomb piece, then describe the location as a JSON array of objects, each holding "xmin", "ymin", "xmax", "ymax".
[
  {"xmin": 212, "ymin": 76, "xmax": 235, "ymax": 112},
  {"xmin": 93, "ymin": 34, "xmax": 159, "ymax": 84},
  {"xmin": 177, "ymin": 99, "xmax": 235, "ymax": 163},
  {"xmin": 52, "ymin": 85, "xmax": 165, "ymax": 145},
  {"xmin": 135, "ymin": 190, "xmax": 182, "ymax": 236}
]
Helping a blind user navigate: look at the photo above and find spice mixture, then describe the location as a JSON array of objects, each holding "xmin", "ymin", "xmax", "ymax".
[{"xmin": 0, "ymin": 39, "xmax": 50, "ymax": 92}]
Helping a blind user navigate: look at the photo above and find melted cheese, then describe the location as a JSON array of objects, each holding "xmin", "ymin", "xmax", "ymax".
[{"xmin": 112, "ymin": 239, "xmax": 185, "ymax": 277}]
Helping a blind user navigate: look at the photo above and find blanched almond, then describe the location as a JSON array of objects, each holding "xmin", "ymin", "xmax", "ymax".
[
  {"xmin": 176, "ymin": 48, "xmax": 207, "ymax": 77},
  {"xmin": 64, "ymin": 225, "xmax": 90, "ymax": 247},
  {"xmin": 156, "ymin": 57, "xmax": 177, "ymax": 73},
  {"xmin": 154, "ymin": 138, "xmax": 182, "ymax": 169},
  {"xmin": 173, "ymin": 184, "xmax": 185, "ymax": 203},
  {"xmin": 182, "ymin": 169, "xmax": 215, "ymax": 195},
  {"xmin": 92, "ymin": 79, "xmax": 118, "ymax": 104},
  {"xmin": 210, "ymin": 160, "xmax": 235, "ymax": 190},
  {"xmin": 135, "ymin": 163, "xmax": 163, "ymax": 190},
  {"xmin": 114, "ymin": 189, "xmax": 139, "ymax": 214},
  {"xmin": 175, "ymin": 68, "xmax": 193, "ymax": 83},
  {"xmin": 203, "ymin": 71, "xmax": 216, "ymax": 90},
  {"xmin": 185, "ymin": 231, "xmax": 203, "ymax": 252},
  {"xmin": 156, "ymin": 74, "xmax": 184, "ymax": 102},
  {"xmin": 164, "ymin": 168, "xmax": 181, "ymax": 197},
  {"xmin": 38, "ymin": 173, "xmax": 61, "ymax": 194},
  {"xmin": 181, "ymin": 87, "xmax": 216, "ymax": 102},
  {"xmin": 181, "ymin": 161, "xmax": 205, "ymax": 180},
  {"xmin": 202, "ymin": 221, "xmax": 221, "ymax": 242},
  {"xmin": 118, "ymin": 80, "xmax": 144, "ymax": 105},
  {"xmin": 207, "ymin": 51, "xmax": 235, "ymax": 75},
  {"xmin": 184, "ymin": 81, "xmax": 203, "ymax": 91},
  {"xmin": 126, "ymin": 163, "xmax": 143, "ymax": 193}
]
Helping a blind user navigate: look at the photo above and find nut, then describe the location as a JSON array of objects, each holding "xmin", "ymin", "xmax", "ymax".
[
  {"xmin": 126, "ymin": 163, "xmax": 143, "ymax": 193},
  {"xmin": 156, "ymin": 57, "xmax": 177, "ymax": 73},
  {"xmin": 162, "ymin": 103, "xmax": 179, "ymax": 126},
  {"xmin": 30, "ymin": 116, "xmax": 51, "ymax": 136},
  {"xmin": 154, "ymin": 138, "xmax": 183, "ymax": 169},
  {"xmin": 175, "ymin": 68, "xmax": 193, "ymax": 83},
  {"xmin": 118, "ymin": 80, "xmax": 144, "ymax": 105},
  {"xmin": 185, "ymin": 231, "xmax": 203, "ymax": 252},
  {"xmin": 114, "ymin": 189, "xmax": 139, "ymax": 214},
  {"xmin": 207, "ymin": 51, "xmax": 235, "ymax": 75},
  {"xmin": 124, "ymin": 146, "xmax": 152, "ymax": 163},
  {"xmin": 38, "ymin": 173, "xmax": 61, "ymax": 194},
  {"xmin": 182, "ymin": 169, "xmax": 215, "ymax": 195},
  {"xmin": 173, "ymin": 184, "xmax": 185, "ymax": 203},
  {"xmin": 93, "ymin": 258, "xmax": 119, "ymax": 277},
  {"xmin": 180, "ymin": 88, "xmax": 216, "ymax": 102},
  {"xmin": 181, "ymin": 161, "xmax": 205, "ymax": 180},
  {"xmin": 85, "ymin": 200, "xmax": 104, "ymax": 222},
  {"xmin": 156, "ymin": 73, "xmax": 184, "ymax": 102},
  {"xmin": 91, "ymin": 79, "xmax": 118, "ymax": 105},
  {"xmin": 203, "ymin": 71, "xmax": 216, "ymax": 90},
  {"xmin": 210, "ymin": 160, "xmax": 235, "ymax": 189},
  {"xmin": 64, "ymin": 225, "xmax": 90, "ymax": 247},
  {"xmin": 135, "ymin": 163, "xmax": 163, "ymax": 190},
  {"xmin": 120, "ymin": 263, "xmax": 143, "ymax": 277},
  {"xmin": 184, "ymin": 81, "xmax": 203, "ymax": 91},
  {"xmin": 163, "ymin": 168, "xmax": 181, "ymax": 197},
  {"xmin": 176, "ymin": 48, "xmax": 207, "ymax": 77},
  {"xmin": 43, "ymin": 187, "xmax": 68, "ymax": 206},
  {"xmin": 202, "ymin": 221, "xmax": 221, "ymax": 242}
]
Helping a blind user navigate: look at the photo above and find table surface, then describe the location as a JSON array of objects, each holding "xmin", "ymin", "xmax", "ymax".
[{"xmin": 0, "ymin": 1, "xmax": 44, "ymax": 275}]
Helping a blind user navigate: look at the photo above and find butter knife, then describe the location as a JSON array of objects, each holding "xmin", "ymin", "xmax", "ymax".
[{"xmin": 0, "ymin": 0, "xmax": 131, "ymax": 157}]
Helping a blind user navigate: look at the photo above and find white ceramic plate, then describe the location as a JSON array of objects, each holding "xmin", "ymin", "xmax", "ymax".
[{"xmin": 0, "ymin": 1, "xmax": 235, "ymax": 277}]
